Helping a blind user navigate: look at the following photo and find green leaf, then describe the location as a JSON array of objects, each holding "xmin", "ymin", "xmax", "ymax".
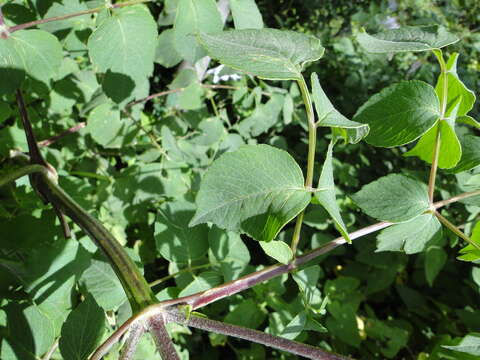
[
  {"xmin": 178, "ymin": 271, "xmax": 222, "ymax": 297},
  {"xmin": 450, "ymin": 135, "xmax": 480, "ymax": 173},
  {"xmin": 292, "ymin": 266, "xmax": 323, "ymax": 307},
  {"xmin": 86, "ymin": 103, "xmax": 123, "ymax": 148},
  {"xmin": 190, "ymin": 144, "xmax": 311, "ymax": 242},
  {"xmin": 209, "ymin": 226, "xmax": 250, "ymax": 281},
  {"xmin": 237, "ymin": 93, "xmax": 284, "ymax": 137},
  {"xmin": 80, "ymin": 254, "xmax": 126, "ymax": 311},
  {"xmin": 376, "ymin": 214, "xmax": 442, "ymax": 254},
  {"xmin": 425, "ymin": 246, "xmax": 447, "ymax": 286},
  {"xmin": 311, "ymin": 73, "xmax": 369, "ymax": 144},
  {"xmin": 155, "ymin": 29, "xmax": 183, "ymax": 68},
  {"xmin": 357, "ymin": 25, "xmax": 459, "ymax": 53},
  {"xmin": 229, "ymin": 0, "xmax": 264, "ymax": 30},
  {"xmin": 155, "ymin": 200, "xmax": 209, "ymax": 264},
  {"xmin": 88, "ymin": 5, "xmax": 157, "ymax": 102},
  {"xmin": 314, "ymin": 141, "xmax": 351, "ymax": 242},
  {"xmin": 443, "ymin": 334, "xmax": 480, "ymax": 356},
  {"xmin": 259, "ymin": 240, "xmax": 293, "ymax": 264},
  {"xmin": 351, "ymin": 174, "xmax": 429, "ymax": 223},
  {"xmin": 197, "ymin": 29, "xmax": 324, "ymax": 80},
  {"xmin": 353, "ymin": 81, "xmax": 441, "ymax": 147},
  {"xmin": 174, "ymin": 0, "xmax": 224, "ymax": 63},
  {"xmin": 59, "ymin": 294, "xmax": 106, "ymax": 360},
  {"xmin": 224, "ymin": 299, "xmax": 266, "ymax": 329},
  {"xmin": 435, "ymin": 53, "xmax": 476, "ymax": 118},
  {"xmin": 0, "ymin": 29, "xmax": 63, "ymax": 94},
  {"xmin": 458, "ymin": 221, "xmax": 480, "ymax": 262},
  {"xmin": 281, "ymin": 311, "xmax": 307, "ymax": 340},
  {"xmin": 404, "ymin": 119, "xmax": 462, "ymax": 169}
]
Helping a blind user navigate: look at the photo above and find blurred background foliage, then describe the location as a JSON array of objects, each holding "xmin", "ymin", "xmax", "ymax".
[{"xmin": 0, "ymin": 0, "xmax": 479, "ymax": 359}]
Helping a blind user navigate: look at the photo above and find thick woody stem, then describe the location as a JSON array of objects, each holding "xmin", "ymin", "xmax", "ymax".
[{"xmin": 164, "ymin": 308, "xmax": 350, "ymax": 360}]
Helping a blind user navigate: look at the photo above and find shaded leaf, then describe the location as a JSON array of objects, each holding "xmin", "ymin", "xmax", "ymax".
[
  {"xmin": 198, "ymin": 29, "xmax": 324, "ymax": 80},
  {"xmin": 155, "ymin": 200, "xmax": 209, "ymax": 264},
  {"xmin": 376, "ymin": 214, "xmax": 442, "ymax": 254},
  {"xmin": 352, "ymin": 174, "xmax": 429, "ymax": 223},
  {"xmin": 425, "ymin": 246, "xmax": 447, "ymax": 286},
  {"xmin": 259, "ymin": 240, "xmax": 293, "ymax": 264},
  {"xmin": 315, "ymin": 141, "xmax": 351, "ymax": 242},
  {"xmin": 59, "ymin": 294, "xmax": 106, "ymax": 360},
  {"xmin": 311, "ymin": 73, "xmax": 369, "ymax": 144},
  {"xmin": 450, "ymin": 135, "xmax": 480, "ymax": 173}
]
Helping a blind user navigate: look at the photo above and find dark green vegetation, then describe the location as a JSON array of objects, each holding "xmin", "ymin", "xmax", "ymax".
[{"xmin": 1, "ymin": 1, "xmax": 480, "ymax": 359}]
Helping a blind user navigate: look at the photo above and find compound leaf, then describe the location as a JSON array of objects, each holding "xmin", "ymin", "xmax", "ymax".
[
  {"xmin": 190, "ymin": 144, "xmax": 311, "ymax": 242},
  {"xmin": 198, "ymin": 29, "xmax": 324, "ymax": 80},
  {"xmin": 351, "ymin": 174, "xmax": 429, "ymax": 223},
  {"xmin": 357, "ymin": 25, "xmax": 459, "ymax": 53},
  {"xmin": 353, "ymin": 80, "xmax": 440, "ymax": 147}
]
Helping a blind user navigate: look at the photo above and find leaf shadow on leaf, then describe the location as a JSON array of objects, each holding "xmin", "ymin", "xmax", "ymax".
[
  {"xmin": 26, "ymin": 243, "xmax": 91, "ymax": 304},
  {"xmin": 101, "ymin": 71, "xmax": 136, "ymax": 104},
  {"xmin": 0, "ymin": 68, "xmax": 25, "ymax": 96},
  {"xmin": 111, "ymin": 173, "xmax": 167, "ymax": 222},
  {"xmin": 3, "ymin": 303, "xmax": 38, "ymax": 360}
]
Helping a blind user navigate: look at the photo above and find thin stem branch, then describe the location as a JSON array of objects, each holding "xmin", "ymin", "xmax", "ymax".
[
  {"xmin": 42, "ymin": 339, "xmax": 59, "ymax": 360},
  {"xmin": 434, "ymin": 189, "xmax": 480, "ymax": 208},
  {"xmin": 428, "ymin": 50, "xmax": 448, "ymax": 203},
  {"xmin": 291, "ymin": 76, "xmax": 317, "ymax": 254},
  {"xmin": 0, "ymin": 164, "xmax": 47, "ymax": 187},
  {"xmin": 38, "ymin": 122, "xmax": 86, "ymax": 147},
  {"xmin": 119, "ymin": 322, "xmax": 145, "ymax": 360},
  {"xmin": 435, "ymin": 211, "xmax": 480, "ymax": 250},
  {"xmin": 8, "ymin": 0, "xmax": 153, "ymax": 33},
  {"xmin": 148, "ymin": 315, "xmax": 180, "ymax": 360},
  {"xmin": 164, "ymin": 308, "xmax": 349, "ymax": 360}
]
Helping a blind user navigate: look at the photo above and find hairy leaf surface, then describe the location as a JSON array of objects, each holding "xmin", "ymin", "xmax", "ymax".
[
  {"xmin": 352, "ymin": 174, "xmax": 429, "ymax": 223},
  {"xmin": 357, "ymin": 25, "xmax": 459, "ymax": 53},
  {"xmin": 198, "ymin": 29, "xmax": 324, "ymax": 80}
]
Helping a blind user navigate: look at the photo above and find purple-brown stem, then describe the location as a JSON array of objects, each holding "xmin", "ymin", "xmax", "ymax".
[
  {"xmin": 160, "ymin": 221, "xmax": 392, "ymax": 310},
  {"xmin": 164, "ymin": 308, "xmax": 350, "ymax": 360},
  {"xmin": 38, "ymin": 122, "xmax": 86, "ymax": 147},
  {"xmin": 8, "ymin": 0, "xmax": 153, "ymax": 33},
  {"xmin": 148, "ymin": 315, "xmax": 180, "ymax": 360},
  {"xmin": 119, "ymin": 323, "xmax": 145, "ymax": 360}
]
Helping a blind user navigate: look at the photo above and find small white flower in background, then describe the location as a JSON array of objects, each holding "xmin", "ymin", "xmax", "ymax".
[
  {"xmin": 206, "ymin": 65, "xmax": 241, "ymax": 84},
  {"xmin": 383, "ymin": 16, "xmax": 400, "ymax": 29}
]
